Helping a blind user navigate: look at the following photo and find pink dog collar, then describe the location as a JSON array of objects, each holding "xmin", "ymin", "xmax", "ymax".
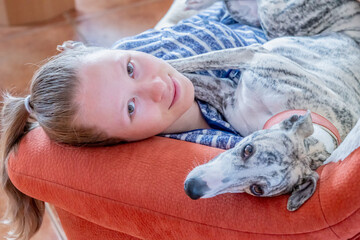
[{"xmin": 263, "ymin": 110, "xmax": 341, "ymax": 145}]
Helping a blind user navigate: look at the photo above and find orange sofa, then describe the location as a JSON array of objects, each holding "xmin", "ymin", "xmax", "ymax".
[{"xmin": 7, "ymin": 127, "xmax": 360, "ymax": 239}]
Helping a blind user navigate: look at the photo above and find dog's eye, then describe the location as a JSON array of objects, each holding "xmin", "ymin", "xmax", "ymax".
[
  {"xmin": 250, "ymin": 184, "xmax": 264, "ymax": 196},
  {"xmin": 242, "ymin": 144, "xmax": 254, "ymax": 159}
]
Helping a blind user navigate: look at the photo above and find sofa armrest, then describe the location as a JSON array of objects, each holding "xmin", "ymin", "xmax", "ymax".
[{"xmin": 8, "ymin": 128, "xmax": 360, "ymax": 239}]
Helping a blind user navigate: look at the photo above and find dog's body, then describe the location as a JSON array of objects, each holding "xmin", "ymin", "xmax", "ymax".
[{"xmin": 167, "ymin": 0, "xmax": 360, "ymax": 210}]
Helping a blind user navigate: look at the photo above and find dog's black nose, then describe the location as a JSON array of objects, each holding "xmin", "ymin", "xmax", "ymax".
[{"xmin": 184, "ymin": 178, "xmax": 210, "ymax": 200}]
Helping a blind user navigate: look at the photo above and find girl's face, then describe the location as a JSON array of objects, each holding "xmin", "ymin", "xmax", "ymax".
[{"xmin": 75, "ymin": 49, "xmax": 195, "ymax": 141}]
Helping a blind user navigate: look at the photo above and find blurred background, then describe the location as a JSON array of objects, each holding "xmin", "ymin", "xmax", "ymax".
[{"xmin": 0, "ymin": 0, "xmax": 171, "ymax": 238}]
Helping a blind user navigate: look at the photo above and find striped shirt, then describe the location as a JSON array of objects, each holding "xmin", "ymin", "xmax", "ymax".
[{"xmin": 112, "ymin": 3, "xmax": 267, "ymax": 149}]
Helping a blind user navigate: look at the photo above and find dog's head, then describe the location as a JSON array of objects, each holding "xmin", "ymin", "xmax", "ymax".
[{"xmin": 184, "ymin": 111, "xmax": 319, "ymax": 211}]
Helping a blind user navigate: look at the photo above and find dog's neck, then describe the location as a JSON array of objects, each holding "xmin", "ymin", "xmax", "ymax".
[
  {"xmin": 263, "ymin": 110, "xmax": 341, "ymax": 145},
  {"xmin": 264, "ymin": 110, "xmax": 340, "ymax": 168},
  {"xmin": 305, "ymin": 124, "xmax": 338, "ymax": 168},
  {"xmin": 312, "ymin": 124, "xmax": 338, "ymax": 153}
]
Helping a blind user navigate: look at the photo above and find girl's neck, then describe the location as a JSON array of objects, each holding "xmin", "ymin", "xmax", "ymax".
[{"xmin": 162, "ymin": 101, "xmax": 210, "ymax": 134}]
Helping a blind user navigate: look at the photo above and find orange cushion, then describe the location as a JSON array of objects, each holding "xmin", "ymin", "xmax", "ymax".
[{"xmin": 8, "ymin": 127, "xmax": 360, "ymax": 239}]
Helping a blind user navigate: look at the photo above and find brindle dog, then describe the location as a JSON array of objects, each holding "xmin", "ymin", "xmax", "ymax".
[{"xmin": 167, "ymin": 0, "xmax": 360, "ymax": 211}]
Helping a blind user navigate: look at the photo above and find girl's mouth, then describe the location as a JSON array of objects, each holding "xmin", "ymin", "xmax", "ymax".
[{"xmin": 169, "ymin": 76, "xmax": 179, "ymax": 109}]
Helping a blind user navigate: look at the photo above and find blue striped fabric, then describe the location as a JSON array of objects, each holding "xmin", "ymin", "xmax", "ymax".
[{"xmin": 112, "ymin": 2, "xmax": 268, "ymax": 149}]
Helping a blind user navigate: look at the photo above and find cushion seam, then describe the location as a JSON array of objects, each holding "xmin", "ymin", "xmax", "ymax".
[{"xmin": 318, "ymin": 174, "xmax": 341, "ymax": 239}]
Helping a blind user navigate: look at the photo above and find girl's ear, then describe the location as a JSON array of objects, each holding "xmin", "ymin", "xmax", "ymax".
[{"xmin": 57, "ymin": 40, "xmax": 86, "ymax": 52}]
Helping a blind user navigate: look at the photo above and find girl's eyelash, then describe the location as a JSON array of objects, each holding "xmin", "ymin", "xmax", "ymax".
[
  {"xmin": 127, "ymin": 60, "xmax": 134, "ymax": 78},
  {"xmin": 128, "ymin": 98, "xmax": 135, "ymax": 118}
]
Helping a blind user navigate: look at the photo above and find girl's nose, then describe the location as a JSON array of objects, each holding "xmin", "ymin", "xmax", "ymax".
[{"xmin": 140, "ymin": 76, "xmax": 166, "ymax": 102}]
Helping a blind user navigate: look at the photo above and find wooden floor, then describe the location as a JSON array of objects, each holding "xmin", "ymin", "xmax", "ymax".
[{"xmin": 0, "ymin": 0, "xmax": 172, "ymax": 238}]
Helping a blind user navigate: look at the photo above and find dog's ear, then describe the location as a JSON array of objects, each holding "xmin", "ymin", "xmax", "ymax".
[
  {"xmin": 280, "ymin": 110, "xmax": 314, "ymax": 138},
  {"xmin": 287, "ymin": 171, "xmax": 319, "ymax": 211}
]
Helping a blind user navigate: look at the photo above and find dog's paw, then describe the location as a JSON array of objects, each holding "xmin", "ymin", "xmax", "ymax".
[{"xmin": 185, "ymin": 0, "xmax": 219, "ymax": 10}]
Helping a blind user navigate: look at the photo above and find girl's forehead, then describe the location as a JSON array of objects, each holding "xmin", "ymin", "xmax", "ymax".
[{"xmin": 81, "ymin": 49, "xmax": 123, "ymax": 64}]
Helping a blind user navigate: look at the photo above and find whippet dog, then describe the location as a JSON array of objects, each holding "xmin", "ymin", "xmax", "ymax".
[{"xmin": 167, "ymin": 0, "xmax": 360, "ymax": 211}]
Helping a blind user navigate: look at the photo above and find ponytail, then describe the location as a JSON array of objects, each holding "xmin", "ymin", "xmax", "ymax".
[
  {"xmin": 0, "ymin": 93, "xmax": 44, "ymax": 240},
  {"xmin": 0, "ymin": 44, "xmax": 122, "ymax": 239}
]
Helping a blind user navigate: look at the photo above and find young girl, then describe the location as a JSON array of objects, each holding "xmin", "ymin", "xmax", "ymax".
[{"xmin": 0, "ymin": 3, "xmax": 267, "ymax": 239}]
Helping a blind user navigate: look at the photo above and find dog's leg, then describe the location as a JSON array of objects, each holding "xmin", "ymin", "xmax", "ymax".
[
  {"xmin": 167, "ymin": 43, "xmax": 306, "ymax": 79},
  {"xmin": 257, "ymin": 0, "xmax": 360, "ymax": 43},
  {"xmin": 324, "ymin": 118, "xmax": 360, "ymax": 164},
  {"xmin": 183, "ymin": 73, "xmax": 236, "ymax": 115},
  {"xmin": 167, "ymin": 45, "xmax": 307, "ymax": 126},
  {"xmin": 167, "ymin": 44, "xmax": 269, "ymax": 73}
]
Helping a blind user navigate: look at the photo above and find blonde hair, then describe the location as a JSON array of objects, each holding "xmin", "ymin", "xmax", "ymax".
[{"xmin": 1, "ymin": 45, "xmax": 122, "ymax": 239}]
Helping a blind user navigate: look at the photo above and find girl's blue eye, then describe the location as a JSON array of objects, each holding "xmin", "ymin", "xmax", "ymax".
[
  {"xmin": 127, "ymin": 62, "xmax": 134, "ymax": 78},
  {"xmin": 128, "ymin": 99, "xmax": 135, "ymax": 116}
]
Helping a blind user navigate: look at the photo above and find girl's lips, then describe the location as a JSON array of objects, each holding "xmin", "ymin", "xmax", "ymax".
[{"xmin": 169, "ymin": 76, "xmax": 179, "ymax": 109}]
